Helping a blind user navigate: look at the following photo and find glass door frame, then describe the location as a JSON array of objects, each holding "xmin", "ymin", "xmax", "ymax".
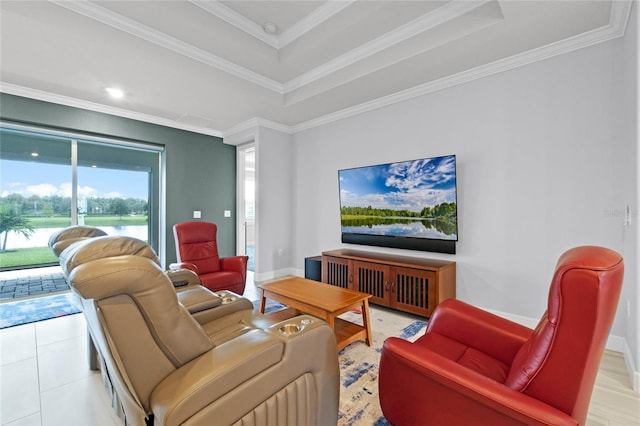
[
  {"xmin": 236, "ymin": 142, "xmax": 255, "ymax": 270},
  {"xmin": 0, "ymin": 121, "xmax": 166, "ymax": 267}
]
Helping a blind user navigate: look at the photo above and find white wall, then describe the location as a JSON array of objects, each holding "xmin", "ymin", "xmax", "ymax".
[
  {"xmin": 292, "ymin": 31, "xmax": 637, "ymax": 370},
  {"xmin": 254, "ymin": 126, "xmax": 295, "ymax": 280},
  {"xmin": 621, "ymin": 0, "xmax": 640, "ymax": 389}
]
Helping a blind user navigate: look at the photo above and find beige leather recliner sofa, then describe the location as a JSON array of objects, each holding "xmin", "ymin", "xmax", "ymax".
[{"xmin": 54, "ymin": 232, "xmax": 340, "ymax": 426}]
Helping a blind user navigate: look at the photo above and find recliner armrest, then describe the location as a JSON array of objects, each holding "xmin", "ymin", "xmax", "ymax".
[
  {"xmin": 151, "ymin": 319, "xmax": 339, "ymax": 426},
  {"xmin": 380, "ymin": 337, "xmax": 578, "ymax": 426},
  {"xmin": 220, "ymin": 256, "xmax": 248, "ymax": 274},
  {"xmin": 176, "ymin": 286, "xmax": 222, "ymax": 313},
  {"xmin": 425, "ymin": 299, "xmax": 532, "ymax": 365},
  {"xmin": 166, "ymin": 268, "xmax": 201, "ymax": 289},
  {"xmin": 151, "ymin": 329, "xmax": 284, "ymax": 425},
  {"xmin": 169, "ymin": 262, "xmax": 198, "ymax": 273}
]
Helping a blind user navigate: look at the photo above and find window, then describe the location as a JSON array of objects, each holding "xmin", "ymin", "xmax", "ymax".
[{"xmin": 0, "ymin": 124, "xmax": 164, "ymax": 270}]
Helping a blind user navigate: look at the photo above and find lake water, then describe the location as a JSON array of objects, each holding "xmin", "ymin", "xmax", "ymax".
[
  {"xmin": 3, "ymin": 226, "xmax": 149, "ymax": 249},
  {"xmin": 341, "ymin": 217, "xmax": 457, "ymax": 240}
]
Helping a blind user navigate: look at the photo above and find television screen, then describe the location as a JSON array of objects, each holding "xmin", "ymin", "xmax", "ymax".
[{"xmin": 338, "ymin": 155, "xmax": 457, "ymax": 254}]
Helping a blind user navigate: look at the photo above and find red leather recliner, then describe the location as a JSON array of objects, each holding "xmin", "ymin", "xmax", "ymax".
[
  {"xmin": 170, "ymin": 221, "xmax": 248, "ymax": 295},
  {"xmin": 379, "ymin": 246, "xmax": 624, "ymax": 426}
]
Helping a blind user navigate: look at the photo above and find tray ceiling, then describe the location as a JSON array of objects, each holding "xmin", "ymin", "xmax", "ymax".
[{"xmin": 0, "ymin": 1, "xmax": 632, "ymax": 138}]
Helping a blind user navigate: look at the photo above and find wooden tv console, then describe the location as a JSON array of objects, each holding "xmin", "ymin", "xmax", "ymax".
[{"xmin": 321, "ymin": 249, "xmax": 455, "ymax": 317}]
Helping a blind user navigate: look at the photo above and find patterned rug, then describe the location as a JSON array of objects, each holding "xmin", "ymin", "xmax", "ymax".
[
  {"xmin": 0, "ymin": 292, "xmax": 82, "ymax": 329},
  {"xmin": 337, "ymin": 306, "xmax": 427, "ymax": 426}
]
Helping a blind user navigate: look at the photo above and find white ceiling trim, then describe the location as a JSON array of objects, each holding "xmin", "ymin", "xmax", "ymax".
[
  {"xmin": 0, "ymin": 82, "xmax": 224, "ymax": 138},
  {"xmin": 289, "ymin": 0, "xmax": 633, "ymax": 134},
  {"xmin": 283, "ymin": 0, "xmax": 496, "ymax": 93},
  {"xmin": 50, "ymin": 0, "xmax": 284, "ymax": 94},
  {"xmin": 223, "ymin": 117, "xmax": 294, "ymax": 146},
  {"xmin": 47, "ymin": 0, "xmax": 500, "ymax": 96},
  {"xmin": 4, "ymin": 1, "xmax": 632, "ymax": 142},
  {"xmin": 277, "ymin": 1, "xmax": 357, "ymax": 49},
  {"xmin": 192, "ymin": 0, "xmax": 356, "ymax": 50},
  {"xmin": 189, "ymin": 0, "xmax": 280, "ymax": 48}
]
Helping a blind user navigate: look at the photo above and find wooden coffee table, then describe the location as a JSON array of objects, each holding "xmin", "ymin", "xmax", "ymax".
[{"xmin": 259, "ymin": 277, "xmax": 372, "ymax": 351}]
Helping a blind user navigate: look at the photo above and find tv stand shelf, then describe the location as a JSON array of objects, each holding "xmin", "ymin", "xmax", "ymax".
[{"xmin": 321, "ymin": 249, "xmax": 455, "ymax": 317}]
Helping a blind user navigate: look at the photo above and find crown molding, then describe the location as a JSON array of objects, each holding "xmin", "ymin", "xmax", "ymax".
[
  {"xmin": 0, "ymin": 83, "xmax": 224, "ymax": 138},
  {"xmin": 189, "ymin": 0, "xmax": 280, "ymax": 48},
  {"xmin": 47, "ymin": 0, "xmax": 499, "ymax": 96},
  {"xmin": 291, "ymin": 0, "xmax": 633, "ymax": 133},
  {"xmin": 277, "ymin": 1, "xmax": 356, "ymax": 49},
  {"xmin": 6, "ymin": 1, "xmax": 632, "ymax": 141},
  {"xmin": 223, "ymin": 117, "xmax": 294, "ymax": 145},
  {"xmin": 283, "ymin": 0, "xmax": 496, "ymax": 93},
  {"xmin": 192, "ymin": 0, "xmax": 355, "ymax": 50},
  {"xmin": 50, "ymin": 0, "xmax": 284, "ymax": 94}
]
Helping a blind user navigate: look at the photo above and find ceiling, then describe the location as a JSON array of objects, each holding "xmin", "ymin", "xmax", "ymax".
[{"xmin": 0, "ymin": 1, "xmax": 632, "ymax": 140}]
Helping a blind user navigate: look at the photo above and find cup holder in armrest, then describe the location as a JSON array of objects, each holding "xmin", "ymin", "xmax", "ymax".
[
  {"xmin": 221, "ymin": 296, "xmax": 236, "ymax": 304},
  {"xmin": 272, "ymin": 317, "xmax": 316, "ymax": 336},
  {"xmin": 279, "ymin": 324, "xmax": 300, "ymax": 335}
]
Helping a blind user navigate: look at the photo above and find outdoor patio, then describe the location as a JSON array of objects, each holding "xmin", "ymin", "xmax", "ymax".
[{"xmin": 0, "ymin": 266, "xmax": 67, "ymax": 301}]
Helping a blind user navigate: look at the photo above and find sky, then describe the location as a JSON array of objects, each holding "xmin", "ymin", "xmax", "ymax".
[
  {"xmin": 1, "ymin": 160, "xmax": 149, "ymax": 200},
  {"xmin": 339, "ymin": 155, "xmax": 457, "ymax": 212}
]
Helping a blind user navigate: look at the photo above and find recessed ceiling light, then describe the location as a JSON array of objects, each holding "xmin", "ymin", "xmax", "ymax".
[
  {"xmin": 106, "ymin": 87, "xmax": 125, "ymax": 99},
  {"xmin": 31, "ymin": 152, "xmax": 39, "ymax": 157}
]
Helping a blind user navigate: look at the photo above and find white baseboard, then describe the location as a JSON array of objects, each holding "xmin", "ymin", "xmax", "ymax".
[
  {"xmin": 253, "ymin": 267, "xmax": 300, "ymax": 283},
  {"xmin": 622, "ymin": 339, "xmax": 640, "ymax": 393}
]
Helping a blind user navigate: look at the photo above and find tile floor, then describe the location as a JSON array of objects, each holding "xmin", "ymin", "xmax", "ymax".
[{"xmin": 1, "ymin": 271, "xmax": 638, "ymax": 425}]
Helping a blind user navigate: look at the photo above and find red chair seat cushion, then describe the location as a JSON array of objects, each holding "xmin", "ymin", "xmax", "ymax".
[
  {"xmin": 200, "ymin": 271, "xmax": 244, "ymax": 293},
  {"xmin": 416, "ymin": 332, "xmax": 510, "ymax": 384}
]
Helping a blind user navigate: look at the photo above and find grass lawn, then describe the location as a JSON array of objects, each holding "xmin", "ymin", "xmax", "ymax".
[
  {"xmin": 0, "ymin": 246, "xmax": 58, "ymax": 269},
  {"xmin": 27, "ymin": 215, "xmax": 147, "ymax": 228}
]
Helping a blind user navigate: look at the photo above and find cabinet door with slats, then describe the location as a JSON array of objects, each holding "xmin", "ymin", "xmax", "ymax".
[
  {"xmin": 390, "ymin": 267, "xmax": 435, "ymax": 316},
  {"xmin": 353, "ymin": 261, "xmax": 388, "ymax": 305},
  {"xmin": 321, "ymin": 256, "xmax": 350, "ymax": 289}
]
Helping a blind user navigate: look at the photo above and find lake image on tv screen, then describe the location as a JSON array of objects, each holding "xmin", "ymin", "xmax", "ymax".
[{"xmin": 339, "ymin": 155, "xmax": 457, "ymax": 241}]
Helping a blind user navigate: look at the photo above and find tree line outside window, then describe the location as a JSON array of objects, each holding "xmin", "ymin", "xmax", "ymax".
[{"xmin": 1, "ymin": 193, "xmax": 148, "ymax": 218}]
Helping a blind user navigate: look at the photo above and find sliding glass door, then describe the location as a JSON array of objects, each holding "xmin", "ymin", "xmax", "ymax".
[
  {"xmin": 0, "ymin": 128, "xmax": 72, "ymax": 268},
  {"xmin": 0, "ymin": 124, "xmax": 163, "ymax": 270}
]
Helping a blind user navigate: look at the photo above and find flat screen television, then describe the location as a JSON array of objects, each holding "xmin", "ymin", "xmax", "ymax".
[{"xmin": 338, "ymin": 154, "xmax": 457, "ymax": 254}]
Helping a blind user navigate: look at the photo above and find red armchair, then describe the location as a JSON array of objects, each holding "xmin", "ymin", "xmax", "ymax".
[
  {"xmin": 170, "ymin": 221, "xmax": 248, "ymax": 295},
  {"xmin": 379, "ymin": 246, "xmax": 624, "ymax": 426}
]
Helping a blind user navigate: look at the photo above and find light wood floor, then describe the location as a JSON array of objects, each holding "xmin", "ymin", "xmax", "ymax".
[
  {"xmin": 1, "ymin": 274, "xmax": 638, "ymax": 425},
  {"xmin": 587, "ymin": 349, "xmax": 639, "ymax": 425}
]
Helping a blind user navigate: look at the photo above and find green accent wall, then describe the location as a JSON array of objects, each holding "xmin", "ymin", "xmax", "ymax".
[{"xmin": 0, "ymin": 93, "xmax": 237, "ymax": 266}]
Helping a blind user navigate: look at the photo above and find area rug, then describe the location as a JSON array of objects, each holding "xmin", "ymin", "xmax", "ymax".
[
  {"xmin": 337, "ymin": 306, "xmax": 427, "ymax": 425},
  {"xmin": 0, "ymin": 292, "xmax": 82, "ymax": 329}
]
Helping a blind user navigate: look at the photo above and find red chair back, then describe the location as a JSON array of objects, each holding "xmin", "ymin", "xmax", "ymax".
[
  {"xmin": 173, "ymin": 222, "xmax": 221, "ymax": 274},
  {"xmin": 505, "ymin": 246, "xmax": 624, "ymax": 424}
]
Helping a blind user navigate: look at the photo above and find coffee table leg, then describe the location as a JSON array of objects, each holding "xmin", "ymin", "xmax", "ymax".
[
  {"xmin": 259, "ymin": 290, "xmax": 267, "ymax": 313},
  {"xmin": 326, "ymin": 314, "xmax": 335, "ymax": 330},
  {"xmin": 362, "ymin": 299, "xmax": 372, "ymax": 346}
]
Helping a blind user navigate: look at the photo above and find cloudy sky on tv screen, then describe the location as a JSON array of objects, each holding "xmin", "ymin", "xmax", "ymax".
[{"xmin": 339, "ymin": 155, "xmax": 457, "ymax": 212}]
